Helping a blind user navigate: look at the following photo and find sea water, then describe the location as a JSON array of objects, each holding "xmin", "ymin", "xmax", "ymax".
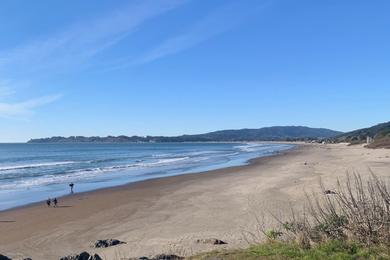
[{"xmin": 0, "ymin": 142, "xmax": 294, "ymax": 210}]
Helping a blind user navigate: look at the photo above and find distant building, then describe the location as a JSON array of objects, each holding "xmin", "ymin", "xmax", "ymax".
[{"xmin": 367, "ymin": 136, "xmax": 374, "ymax": 144}]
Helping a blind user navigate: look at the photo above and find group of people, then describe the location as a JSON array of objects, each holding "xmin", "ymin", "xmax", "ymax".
[
  {"xmin": 45, "ymin": 183, "xmax": 75, "ymax": 208},
  {"xmin": 46, "ymin": 198, "xmax": 58, "ymax": 207}
]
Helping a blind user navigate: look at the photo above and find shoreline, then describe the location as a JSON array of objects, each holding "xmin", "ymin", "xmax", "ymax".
[
  {"xmin": 0, "ymin": 142, "xmax": 298, "ymax": 213},
  {"xmin": 1, "ymin": 143, "xmax": 389, "ymax": 259}
]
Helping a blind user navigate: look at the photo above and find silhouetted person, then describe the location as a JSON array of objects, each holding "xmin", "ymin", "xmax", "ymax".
[
  {"xmin": 46, "ymin": 198, "xmax": 51, "ymax": 207},
  {"xmin": 69, "ymin": 183, "xmax": 74, "ymax": 193},
  {"xmin": 53, "ymin": 198, "xmax": 58, "ymax": 207}
]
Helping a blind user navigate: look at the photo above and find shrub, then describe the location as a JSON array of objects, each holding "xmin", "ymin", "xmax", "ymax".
[
  {"xmin": 275, "ymin": 172, "xmax": 390, "ymax": 247},
  {"xmin": 265, "ymin": 229, "xmax": 283, "ymax": 240}
]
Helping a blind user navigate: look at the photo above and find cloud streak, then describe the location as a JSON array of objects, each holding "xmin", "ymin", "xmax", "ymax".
[
  {"xmin": 0, "ymin": 95, "xmax": 61, "ymax": 118},
  {"xmin": 0, "ymin": 0, "xmax": 184, "ymax": 75},
  {"xmin": 109, "ymin": 1, "xmax": 266, "ymax": 69},
  {"xmin": 0, "ymin": 1, "xmax": 264, "ymax": 119},
  {"xmin": 0, "ymin": 0, "xmax": 185, "ymax": 119}
]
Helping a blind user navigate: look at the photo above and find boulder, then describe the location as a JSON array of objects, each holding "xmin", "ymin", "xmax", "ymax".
[
  {"xmin": 93, "ymin": 239, "xmax": 125, "ymax": 248},
  {"xmin": 0, "ymin": 255, "xmax": 11, "ymax": 260},
  {"xmin": 324, "ymin": 190, "xmax": 337, "ymax": 195},
  {"xmin": 88, "ymin": 254, "xmax": 102, "ymax": 260},
  {"xmin": 60, "ymin": 251, "xmax": 102, "ymax": 260},
  {"xmin": 90, "ymin": 255, "xmax": 102, "ymax": 260},
  {"xmin": 196, "ymin": 238, "xmax": 227, "ymax": 245}
]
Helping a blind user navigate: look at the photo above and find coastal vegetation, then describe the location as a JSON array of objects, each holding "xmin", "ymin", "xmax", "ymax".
[
  {"xmin": 192, "ymin": 172, "xmax": 390, "ymax": 259},
  {"xmin": 334, "ymin": 121, "xmax": 390, "ymax": 148},
  {"xmin": 191, "ymin": 240, "xmax": 390, "ymax": 259}
]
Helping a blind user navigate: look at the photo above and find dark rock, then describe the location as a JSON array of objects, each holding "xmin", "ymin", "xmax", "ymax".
[
  {"xmin": 196, "ymin": 238, "xmax": 227, "ymax": 245},
  {"xmin": 153, "ymin": 255, "xmax": 184, "ymax": 260},
  {"xmin": 23, "ymin": 258, "xmax": 33, "ymax": 260},
  {"xmin": 0, "ymin": 254, "xmax": 12, "ymax": 260},
  {"xmin": 94, "ymin": 239, "xmax": 125, "ymax": 248},
  {"xmin": 89, "ymin": 254, "xmax": 102, "ymax": 260},
  {"xmin": 60, "ymin": 251, "xmax": 102, "ymax": 260},
  {"xmin": 324, "ymin": 190, "xmax": 337, "ymax": 195}
]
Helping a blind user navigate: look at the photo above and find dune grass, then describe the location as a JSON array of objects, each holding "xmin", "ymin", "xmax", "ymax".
[
  {"xmin": 191, "ymin": 172, "xmax": 390, "ymax": 259},
  {"xmin": 191, "ymin": 240, "xmax": 390, "ymax": 259}
]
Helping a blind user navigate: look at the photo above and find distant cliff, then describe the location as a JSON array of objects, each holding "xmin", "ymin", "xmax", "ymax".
[{"xmin": 27, "ymin": 126, "xmax": 342, "ymax": 143}]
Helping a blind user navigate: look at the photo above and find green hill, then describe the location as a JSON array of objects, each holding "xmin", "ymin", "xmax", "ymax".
[
  {"xmin": 334, "ymin": 121, "xmax": 390, "ymax": 148},
  {"xmin": 27, "ymin": 126, "xmax": 341, "ymax": 143},
  {"xmin": 179, "ymin": 126, "xmax": 341, "ymax": 142}
]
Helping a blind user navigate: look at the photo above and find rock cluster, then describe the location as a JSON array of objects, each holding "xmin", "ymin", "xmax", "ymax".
[
  {"xmin": 0, "ymin": 252, "xmax": 184, "ymax": 260},
  {"xmin": 0, "ymin": 256, "xmax": 31, "ymax": 260},
  {"xmin": 93, "ymin": 239, "xmax": 126, "ymax": 248},
  {"xmin": 60, "ymin": 251, "xmax": 102, "ymax": 260}
]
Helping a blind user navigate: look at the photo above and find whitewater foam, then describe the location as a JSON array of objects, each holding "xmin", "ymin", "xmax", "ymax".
[
  {"xmin": 0, "ymin": 161, "xmax": 78, "ymax": 171},
  {"xmin": 0, "ymin": 143, "xmax": 295, "ymax": 210}
]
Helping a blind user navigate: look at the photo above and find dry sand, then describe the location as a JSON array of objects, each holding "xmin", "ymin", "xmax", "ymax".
[{"xmin": 0, "ymin": 143, "xmax": 389, "ymax": 259}]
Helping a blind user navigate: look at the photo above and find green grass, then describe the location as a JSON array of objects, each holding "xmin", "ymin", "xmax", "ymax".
[
  {"xmin": 191, "ymin": 240, "xmax": 390, "ymax": 259},
  {"xmin": 191, "ymin": 173, "xmax": 390, "ymax": 259}
]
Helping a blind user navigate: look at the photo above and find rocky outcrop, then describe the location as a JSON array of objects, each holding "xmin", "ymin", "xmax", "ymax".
[
  {"xmin": 93, "ymin": 239, "xmax": 126, "ymax": 248},
  {"xmin": 196, "ymin": 238, "xmax": 227, "ymax": 245},
  {"xmin": 0, "ymin": 255, "xmax": 12, "ymax": 260},
  {"xmin": 60, "ymin": 251, "xmax": 102, "ymax": 260}
]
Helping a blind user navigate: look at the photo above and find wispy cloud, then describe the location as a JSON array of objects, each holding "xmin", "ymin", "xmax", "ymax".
[
  {"xmin": 0, "ymin": 1, "xmax": 264, "ymax": 119},
  {"xmin": 0, "ymin": 95, "xmax": 61, "ymax": 118},
  {"xmin": 0, "ymin": 0, "xmax": 185, "ymax": 119},
  {"xmin": 0, "ymin": 0, "xmax": 185, "ymax": 74},
  {"xmin": 0, "ymin": 79, "xmax": 59, "ymax": 119},
  {"xmin": 109, "ymin": 1, "xmax": 266, "ymax": 69}
]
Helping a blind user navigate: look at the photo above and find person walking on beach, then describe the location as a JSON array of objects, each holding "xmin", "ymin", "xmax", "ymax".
[
  {"xmin": 46, "ymin": 198, "xmax": 51, "ymax": 207},
  {"xmin": 69, "ymin": 183, "xmax": 74, "ymax": 194},
  {"xmin": 53, "ymin": 198, "xmax": 58, "ymax": 207}
]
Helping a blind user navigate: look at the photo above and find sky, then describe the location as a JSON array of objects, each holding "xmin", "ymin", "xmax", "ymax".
[{"xmin": 0, "ymin": 0, "xmax": 389, "ymax": 142}]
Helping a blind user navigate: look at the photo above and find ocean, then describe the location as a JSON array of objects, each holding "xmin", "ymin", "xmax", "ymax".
[{"xmin": 0, "ymin": 142, "xmax": 294, "ymax": 210}]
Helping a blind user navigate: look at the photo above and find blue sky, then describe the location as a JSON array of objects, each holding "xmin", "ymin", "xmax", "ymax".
[{"xmin": 0, "ymin": 0, "xmax": 389, "ymax": 142}]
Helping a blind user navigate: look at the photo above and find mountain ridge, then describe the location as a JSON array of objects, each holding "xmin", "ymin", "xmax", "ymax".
[{"xmin": 27, "ymin": 126, "xmax": 342, "ymax": 143}]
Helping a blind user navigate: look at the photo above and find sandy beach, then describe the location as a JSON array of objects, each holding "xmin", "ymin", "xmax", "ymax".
[{"xmin": 1, "ymin": 143, "xmax": 389, "ymax": 259}]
